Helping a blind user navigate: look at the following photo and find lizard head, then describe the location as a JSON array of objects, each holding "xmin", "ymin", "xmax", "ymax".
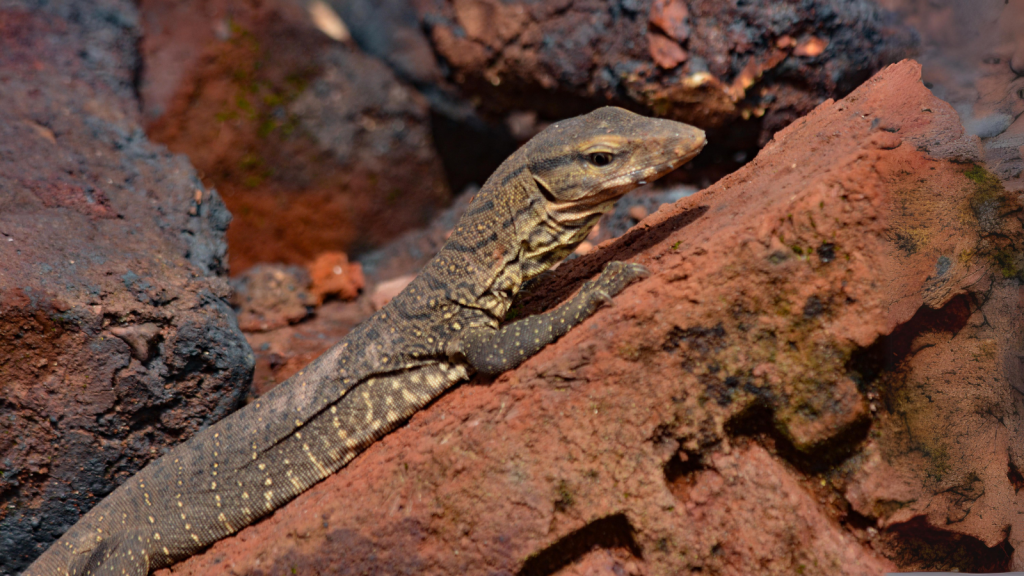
[
  {"xmin": 524, "ymin": 107, "xmax": 706, "ymax": 223},
  {"xmin": 495, "ymin": 106, "xmax": 705, "ymax": 281}
]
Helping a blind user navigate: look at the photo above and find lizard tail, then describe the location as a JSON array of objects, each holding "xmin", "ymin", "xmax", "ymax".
[
  {"xmin": 50, "ymin": 532, "xmax": 150, "ymax": 576},
  {"xmin": 74, "ymin": 528, "xmax": 149, "ymax": 573}
]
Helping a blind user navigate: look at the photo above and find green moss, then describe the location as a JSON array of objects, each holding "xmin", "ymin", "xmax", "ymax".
[
  {"xmin": 965, "ymin": 164, "xmax": 994, "ymax": 185},
  {"xmin": 235, "ymin": 94, "xmax": 255, "ymax": 118},
  {"xmin": 892, "ymin": 228, "xmax": 931, "ymax": 255},
  {"xmin": 994, "ymin": 247, "xmax": 1023, "ymax": 279},
  {"xmin": 926, "ymin": 443, "xmax": 951, "ymax": 481},
  {"xmin": 964, "ymin": 164, "xmax": 1024, "ymax": 278},
  {"xmin": 966, "ymin": 163, "xmax": 1009, "ymax": 211},
  {"xmin": 243, "ymin": 174, "xmax": 265, "ymax": 188},
  {"xmin": 618, "ymin": 344, "xmax": 641, "ymax": 361},
  {"xmin": 208, "ymin": 24, "xmax": 320, "ymax": 152},
  {"xmin": 772, "ymin": 294, "xmax": 791, "ymax": 317},
  {"xmin": 257, "ymin": 119, "xmax": 276, "ymax": 138},
  {"xmin": 239, "ymin": 154, "xmax": 261, "ymax": 170},
  {"xmin": 554, "ymin": 480, "xmax": 574, "ymax": 512}
]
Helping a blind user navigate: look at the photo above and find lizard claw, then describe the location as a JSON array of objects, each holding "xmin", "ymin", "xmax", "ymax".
[
  {"xmin": 629, "ymin": 263, "xmax": 651, "ymax": 279},
  {"xmin": 595, "ymin": 290, "xmax": 615, "ymax": 308}
]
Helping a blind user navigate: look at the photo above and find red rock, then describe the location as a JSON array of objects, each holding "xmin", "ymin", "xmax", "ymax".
[
  {"xmin": 647, "ymin": 32, "xmax": 687, "ymax": 70},
  {"xmin": 573, "ymin": 241, "xmax": 595, "ymax": 256},
  {"xmin": 628, "ymin": 205, "xmax": 649, "ymax": 222},
  {"xmin": 649, "ymin": 0, "xmax": 690, "ymax": 43},
  {"xmin": 159, "ymin": 60, "xmax": 1023, "ymax": 574},
  {"xmin": 108, "ymin": 323, "xmax": 163, "ymax": 362},
  {"xmin": 359, "ymin": 189, "xmax": 479, "ymax": 285},
  {"xmin": 881, "ymin": 0, "xmax": 1024, "ymax": 192},
  {"xmin": 307, "ymin": 251, "xmax": 366, "ymax": 304},
  {"xmin": 452, "ymin": 0, "xmax": 528, "ymax": 49},
  {"xmin": 245, "ymin": 298, "xmax": 376, "ymax": 395},
  {"xmin": 141, "ymin": 1, "xmax": 451, "ymax": 274}
]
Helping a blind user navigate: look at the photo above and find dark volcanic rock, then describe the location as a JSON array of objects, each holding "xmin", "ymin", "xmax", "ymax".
[
  {"xmin": 413, "ymin": 0, "xmax": 917, "ymax": 160},
  {"xmin": 0, "ymin": 1, "xmax": 253, "ymax": 572}
]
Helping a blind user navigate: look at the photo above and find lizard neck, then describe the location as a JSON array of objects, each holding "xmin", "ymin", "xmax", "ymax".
[{"xmin": 434, "ymin": 153, "xmax": 617, "ymax": 321}]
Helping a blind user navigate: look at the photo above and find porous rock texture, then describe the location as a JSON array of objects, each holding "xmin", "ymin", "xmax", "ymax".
[
  {"xmin": 0, "ymin": 1, "xmax": 253, "ymax": 572},
  {"xmin": 412, "ymin": 0, "xmax": 918, "ymax": 151},
  {"xmin": 879, "ymin": 0, "xmax": 1024, "ymax": 192},
  {"xmin": 141, "ymin": 0, "xmax": 452, "ymax": 274},
  {"xmin": 229, "ymin": 265, "xmax": 316, "ymax": 333},
  {"xmin": 161, "ymin": 60, "xmax": 1024, "ymax": 574}
]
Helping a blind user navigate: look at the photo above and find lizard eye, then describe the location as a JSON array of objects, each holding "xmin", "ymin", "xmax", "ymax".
[{"xmin": 587, "ymin": 152, "xmax": 614, "ymax": 167}]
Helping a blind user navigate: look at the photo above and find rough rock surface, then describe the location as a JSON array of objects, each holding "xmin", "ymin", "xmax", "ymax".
[
  {"xmin": 0, "ymin": 1, "xmax": 254, "ymax": 572},
  {"xmin": 412, "ymin": 0, "xmax": 917, "ymax": 157},
  {"xmin": 229, "ymin": 265, "xmax": 316, "ymax": 332},
  {"xmin": 160, "ymin": 61, "xmax": 1023, "ymax": 574},
  {"xmin": 307, "ymin": 251, "xmax": 365, "ymax": 305},
  {"xmin": 142, "ymin": 0, "xmax": 451, "ymax": 273},
  {"xmin": 880, "ymin": 0, "xmax": 1024, "ymax": 192}
]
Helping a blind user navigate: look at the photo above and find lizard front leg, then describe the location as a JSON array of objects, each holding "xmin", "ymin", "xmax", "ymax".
[{"xmin": 457, "ymin": 261, "xmax": 649, "ymax": 375}]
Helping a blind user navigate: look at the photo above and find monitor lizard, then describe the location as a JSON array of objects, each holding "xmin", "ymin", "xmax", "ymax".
[{"xmin": 24, "ymin": 106, "xmax": 706, "ymax": 576}]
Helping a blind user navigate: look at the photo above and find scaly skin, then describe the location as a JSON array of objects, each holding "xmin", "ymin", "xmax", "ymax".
[{"xmin": 24, "ymin": 107, "xmax": 705, "ymax": 576}]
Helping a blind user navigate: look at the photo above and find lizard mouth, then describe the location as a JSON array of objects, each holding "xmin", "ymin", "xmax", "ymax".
[{"xmin": 545, "ymin": 145, "xmax": 705, "ymax": 228}]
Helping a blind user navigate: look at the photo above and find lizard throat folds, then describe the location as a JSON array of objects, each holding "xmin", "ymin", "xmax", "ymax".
[{"xmin": 540, "ymin": 147, "xmax": 705, "ymax": 229}]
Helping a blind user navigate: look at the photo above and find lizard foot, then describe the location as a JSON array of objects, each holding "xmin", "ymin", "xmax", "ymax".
[{"xmin": 582, "ymin": 261, "xmax": 649, "ymax": 308}]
